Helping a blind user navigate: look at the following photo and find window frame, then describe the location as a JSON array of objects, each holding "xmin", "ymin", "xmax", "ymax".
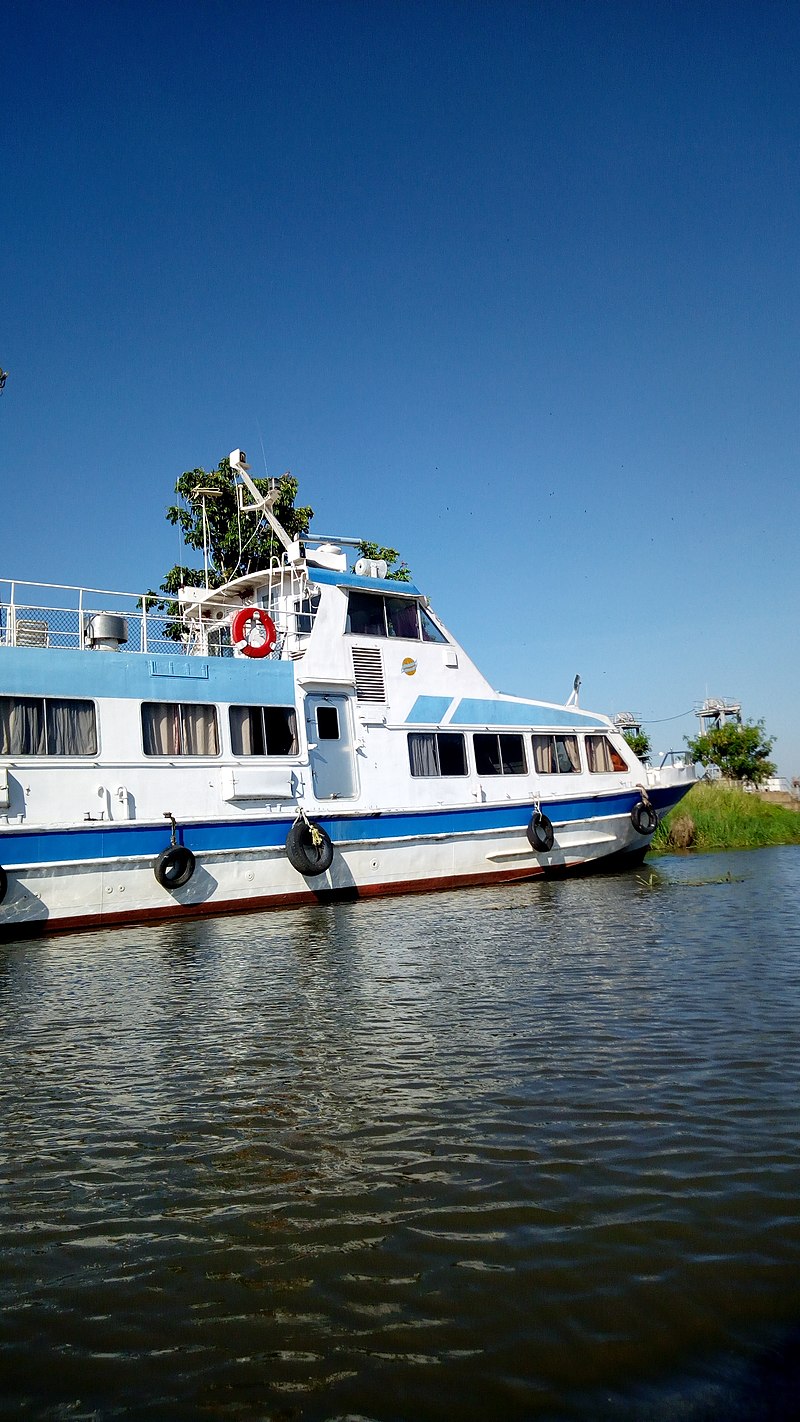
[
  {"xmin": 141, "ymin": 701, "xmax": 220, "ymax": 757},
  {"xmin": 0, "ymin": 695, "xmax": 98, "ymax": 757},
  {"xmin": 473, "ymin": 732, "xmax": 528, "ymax": 776},
  {"xmin": 229, "ymin": 704, "xmax": 299, "ymax": 757},
  {"xmin": 531, "ymin": 733, "xmax": 582, "ymax": 775},
  {"xmin": 346, "ymin": 590, "xmax": 449, "ymax": 645},
  {"xmin": 585, "ymin": 734, "xmax": 630, "ymax": 774},
  {"xmin": 408, "ymin": 730, "xmax": 468, "ymax": 777}
]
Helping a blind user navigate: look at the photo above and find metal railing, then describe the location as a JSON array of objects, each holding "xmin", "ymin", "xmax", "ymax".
[{"xmin": 0, "ymin": 572, "xmax": 318, "ymax": 659}]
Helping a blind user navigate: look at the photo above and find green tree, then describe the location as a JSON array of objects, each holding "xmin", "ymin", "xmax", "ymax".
[
  {"xmin": 355, "ymin": 540, "xmax": 412, "ymax": 583},
  {"xmin": 147, "ymin": 457, "xmax": 313, "ymax": 636},
  {"xmin": 686, "ymin": 720, "xmax": 776, "ymax": 785},
  {"xmin": 623, "ymin": 729, "xmax": 651, "ymax": 761}
]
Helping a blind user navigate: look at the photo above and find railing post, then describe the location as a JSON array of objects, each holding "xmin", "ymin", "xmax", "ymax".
[{"xmin": 142, "ymin": 596, "xmax": 148, "ymax": 653}]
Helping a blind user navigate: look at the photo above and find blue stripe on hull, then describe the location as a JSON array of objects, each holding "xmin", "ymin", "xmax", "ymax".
[{"xmin": 0, "ymin": 783, "xmax": 690, "ymax": 868}]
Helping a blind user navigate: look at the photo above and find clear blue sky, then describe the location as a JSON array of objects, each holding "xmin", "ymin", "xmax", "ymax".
[{"xmin": 3, "ymin": 1, "xmax": 799, "ymax": 773}]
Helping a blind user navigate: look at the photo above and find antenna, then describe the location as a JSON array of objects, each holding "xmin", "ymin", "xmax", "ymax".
[
  {"xmin": 191, "ymin": 485, "xmax": 223, "ymax": 589},
  {"xmin": 228, "ymin": 448, "xmax": 301, "ymax": 562}
]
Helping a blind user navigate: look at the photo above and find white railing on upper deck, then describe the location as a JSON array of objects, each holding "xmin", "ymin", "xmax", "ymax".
[
  {"xmin": 0, "ymin": 580, "xmax": 180, "ymax": 655},
  {"xmin": 0, "ymin": 574, "xmax": 316, "ymax": 659}
]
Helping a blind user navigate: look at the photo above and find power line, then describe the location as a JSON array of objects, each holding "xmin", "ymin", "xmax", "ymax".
[{"xmin": 640, "ymin": 709, "xmax": 694, "ymax": 724}]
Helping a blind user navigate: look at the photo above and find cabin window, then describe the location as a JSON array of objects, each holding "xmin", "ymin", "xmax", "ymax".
[
  {"xmin": 347, "ymin": 591, "xmax": 387, "ymax": 637},
  {"xmin": 531, "ymin": 734, "xmax": 581, "ymax": 774},
  {"xmin": 316, "ymin": 706, "xmax": 340, "ymax": 740},
  {"xmin": 142, "ymin": 702, "xmax": 219, "ymax": 756},
  {"xmin": 386, "ymin": 596, "xmax": 419, "ymax": 639},
  {"xmin": 586, "ymin": 735, "xmax": 629, "ymax": 773},
  {"xmin": 408, "ymin": 731, "xmax": 467, "ymax": 777},
  {"xmin": 294, "ymin": 589, "xmax": 320, "ymax": 635},
  {"xmin": 420, "ymin": 607, "xmax": 447, "ymax": 643},
  {"xmin": 230, "ymin": 705, "xmax": 298, "ymax": 756},
  {"xmin": 0, "ymin": 696, "xmax": 97, "ymax": 756},
  {"xmin": 474, "ymin": 733, "xmax": 527, "ymax": 776},
  {"xmin": 346, "ymin": 591, "xmax": 448, "ymax": 644}
]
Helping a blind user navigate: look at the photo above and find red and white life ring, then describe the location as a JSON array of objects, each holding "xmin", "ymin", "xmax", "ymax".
[{"xmin": 230, "ymin": 606, "xmax": 277, "ymax": 658}]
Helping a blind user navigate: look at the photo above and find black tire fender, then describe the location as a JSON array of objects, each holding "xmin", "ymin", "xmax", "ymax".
[
  {"xmin": 526, "ymin": 811, "xmax": 555, "ymax": 853},
  {"xmin": 285, "ymin": 820, "xmax": 334, "ymax": 877},
  {"xmin": 154, "ymin": 844, "xmax": 196, "ymax": 890},
  {"xmin": 631, "ymin": 800, "xmax": 658, "ymax": 835},
  {"xmin": 0, "ymin": 864, "xmax": 7, "ymax": 905}
]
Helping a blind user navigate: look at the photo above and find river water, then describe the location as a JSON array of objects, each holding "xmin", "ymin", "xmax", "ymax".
[{"xmin": 2, "ymin": 847, "xmax": 800, "ymax": 1422}]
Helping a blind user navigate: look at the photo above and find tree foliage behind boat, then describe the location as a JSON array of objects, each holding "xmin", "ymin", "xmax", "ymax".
[
  {"xmin": 685, "ymin": 719, "xmax": 776, "ymax": 786},
  {"xmin": 145, "ymin": 457, "xmax": 314, "ymax": 637},
  {"xmin": 146, "ymin": 455, "xmax": 413, "ymax": 639}
]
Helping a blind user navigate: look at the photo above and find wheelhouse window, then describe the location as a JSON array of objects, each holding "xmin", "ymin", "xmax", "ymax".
[
  {"xmin": 0, "ymin": 696, "xmax": 97, "ymax": 756},
  {"xmin": 386, "ymin": 596, "xmax": 419, "ymax": 639},
  {"xmin": 474, "ymin": 733, "xmax": 527, "ymax": 776},
  {"xmin": 419, "ymin": 607, "xmax": 447, "ymax": 643},
  {"xmin": 230, "ymin": 705, "xmax": 298, "ymax": 756},
  {"xmin": 346, "ymin": 591, "xmax": 447, "ymax": 643},
  {"xmin": 142, "ymin": 702, "xmax": 219, "ymax": 756},
  {"xmin": 586, "ymin": 735, "xmax": 629, "ymax": 773},
  {"xmin": 408, "ymin": 731, "xmax": 467, "ymax": 777},
  {"xmin": 531, "ymin": 734, "xmax": 581, "ymax": 774},
  {"xmin": 347, "ymin": 591, "xmax": 389, "ymax": 637}
]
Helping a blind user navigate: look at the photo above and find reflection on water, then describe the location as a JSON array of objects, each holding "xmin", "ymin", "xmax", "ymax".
[{"xmin": 2, "ymin": 848, "xmax": 800, "ymax": 1420}]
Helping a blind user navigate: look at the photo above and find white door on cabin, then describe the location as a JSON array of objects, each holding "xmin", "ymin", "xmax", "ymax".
[{"xmin": 304, "ymin": 695, "xmax": 357, "ymax": 799}]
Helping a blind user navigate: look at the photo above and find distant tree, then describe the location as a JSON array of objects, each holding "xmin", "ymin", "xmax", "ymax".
[
  {"xmin": 355, "ymin": 540, "xmax": 412, "ymax": 583},
  {"xmin": 623, "ymin": 729, "xmax": 651, "ymax": 761},
  {"xmin": 147, "ymin": 457, "xmax": 313, "ymax": 637},
  {"xmin": 686, "ymin": 720, "xmax": 776, "ymax": 785}
]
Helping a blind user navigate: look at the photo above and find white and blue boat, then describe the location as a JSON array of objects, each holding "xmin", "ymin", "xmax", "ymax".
[{"xmin": 0, "ymin": 450, "xmax": 694, "ymax": 938}]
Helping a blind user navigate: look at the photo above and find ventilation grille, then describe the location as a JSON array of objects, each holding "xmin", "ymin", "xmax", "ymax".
[{"xmin": 352, "ymin": 646, "xmax": 386, "ymax": 702}]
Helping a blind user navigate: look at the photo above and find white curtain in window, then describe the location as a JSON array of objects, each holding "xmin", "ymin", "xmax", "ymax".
[
  {"xmin": 555, "ymin": 735, "xmax": 580, "ymax": 773},
  {"xmin": 532, "ymin": 735, "xmax": 554, "ymax": 773},
  {"xmin": 230, "ymin": 706, "xmax": 259, "ymax": 755},
  {"xmin": 0, "ymin": 697, "xmax": 45, "ymax": 754},
  {"xmin": 47, "ymin": 700, "xmax": 97, "ymax": 755},
  {"xmin": 181, "ymin": 705, "xmax": 219, "ymax": 755},
  {"xmin": 409, "ymin": 733, "xmax": 438, "ymax": 776},
  {"xmin": 587, "ymin": 736, "xmax": 614, "ymax": 772},
  {"xmin": 142, "ymin": 703, "xmax": 181, "ymax": 755}
]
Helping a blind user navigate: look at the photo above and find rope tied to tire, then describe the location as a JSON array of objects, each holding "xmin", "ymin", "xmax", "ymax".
[
  {"xmin": 297, "ymin": 804, "xmax": 325, "ymax": 849},
  {"xmin": 285, "ymin": 808, "xmax": 334, "ymax": 877},
  {"xmin": 630, "ymin": 785, "xmax": 658, "ymax": 836},
  {"xmin": 526, "ymin": 803, "xmax": 555, "ymax": 853}
]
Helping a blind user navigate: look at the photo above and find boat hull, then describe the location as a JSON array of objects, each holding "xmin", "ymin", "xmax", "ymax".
[{"xmin": 0, "ymin": 783, "xmax": 688, "ymax": 940}]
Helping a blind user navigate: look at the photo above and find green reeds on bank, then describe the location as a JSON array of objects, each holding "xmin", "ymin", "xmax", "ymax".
[{"xmin": 652, "ymin": 780, "xmax": 800, "ymax": 854}]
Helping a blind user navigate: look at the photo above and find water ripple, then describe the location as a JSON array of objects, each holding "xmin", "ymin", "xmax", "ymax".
[{"xmin": 1, "ymin": 847, "xmax": 800, "ymax": 1419}]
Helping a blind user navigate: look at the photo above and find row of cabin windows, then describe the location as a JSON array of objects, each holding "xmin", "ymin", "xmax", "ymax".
[
  {"xmin": 140, "ymin": 702, "xmax": 301, "ymax": 757},
  {"xmin": 0, "ymin": 696, "xmax": 629, "ymax": 776},
  {"xmin": 346, "ymin": 591, "xmax": 447, "ymax": 643},
  {"xmin": 408, "ymin": 731, "xmax": 630, "ymax": 778},
  {"xmin": 0, "ymin": 696, "xmax": 298, "ymax": 759}
]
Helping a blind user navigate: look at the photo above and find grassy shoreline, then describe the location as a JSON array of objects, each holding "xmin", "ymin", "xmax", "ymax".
[{"xmin": 651, "ymin": 780, "xmax": 800, "ymax": 854}]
